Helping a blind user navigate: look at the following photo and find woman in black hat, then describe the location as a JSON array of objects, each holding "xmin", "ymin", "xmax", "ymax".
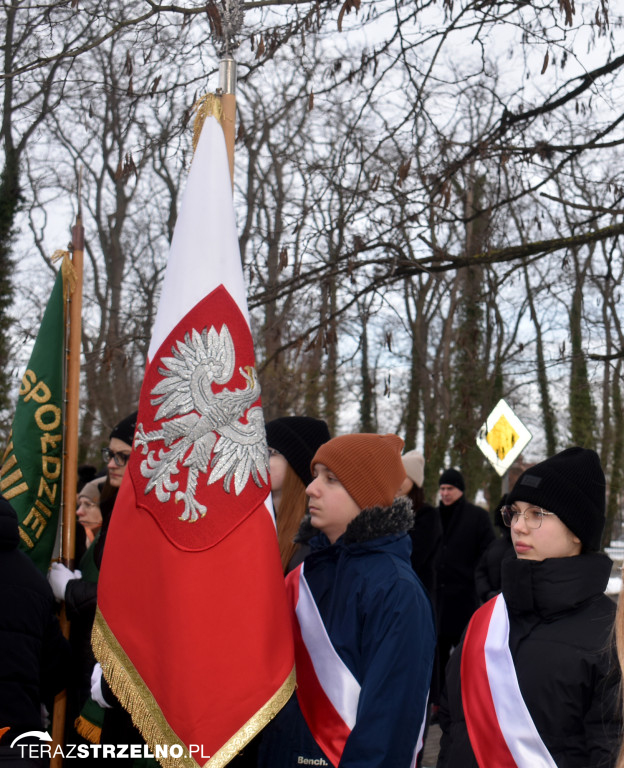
[
  {"xmin": 437, "ymin": 447, "xmax": 620, "ymax": 768},
  {"xmin": 265, "ymin": 416, "xmax": 330, "ymax": 573}
]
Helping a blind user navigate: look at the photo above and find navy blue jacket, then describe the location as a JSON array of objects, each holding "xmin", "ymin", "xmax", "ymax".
[{"xmin": 258, "ymin": 497, "xmax": 436, "ymax": 768}]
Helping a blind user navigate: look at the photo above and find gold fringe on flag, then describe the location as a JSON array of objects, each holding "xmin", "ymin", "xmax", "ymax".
[
  {"xmin": 51, "ymin": 249, "xmax": 77, "ymax": 301},
  {"xmin": 192, "ymin": 94, "xmax": 223, "ymax": 153},
  {"xmin": 92, "ymin": 608, "xmax": 296, "ymax": 768}
]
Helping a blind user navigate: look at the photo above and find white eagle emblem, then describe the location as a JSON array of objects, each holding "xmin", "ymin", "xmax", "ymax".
[{"xmin": 134, "ymin": 324, "xmax": 269, "ymax": 523}]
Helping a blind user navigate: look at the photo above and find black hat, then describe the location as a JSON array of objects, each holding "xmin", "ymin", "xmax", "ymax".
[
  {"xmin": 265, "ymin": 416, "xmax": 331, "ymax": 486},
  {"xmin": 439, "ymin": 468, "xmax": 465, "ymax": 492},
  {"xmin": 506, "ymin": 447, "xmax": 606, "ymax": 551},
  {"xmin": 110, "ymin": 411, "xmax": 138, "ymax": 447}
]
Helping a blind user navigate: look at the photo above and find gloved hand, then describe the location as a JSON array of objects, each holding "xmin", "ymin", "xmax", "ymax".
[
  {"xmin": 47, "ymin": 562, "xmax": 81, "ymax": 601},
  {"xmin": 91, "ymin": 663, "xmax": 113, "ymax": 709}
]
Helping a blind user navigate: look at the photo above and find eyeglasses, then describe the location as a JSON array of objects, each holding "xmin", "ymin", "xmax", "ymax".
[
  {"xmin": 101, "ymin": 447, "xmax": 131, "ymax": 467},
  {"xmin": 501, "ymin": 504, "xmax": 556, "ymax": 529}
]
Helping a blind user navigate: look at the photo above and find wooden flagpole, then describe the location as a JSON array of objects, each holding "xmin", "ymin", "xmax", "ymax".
[
  {"xmin": 219, "ymin": 55, "xmax": 237, "ymax": 188},
  {"xmin": 62, "ymin": 196, "xmax": 84, "ymax": 570},
  {"xmin": 51, "ymin": 189, "xmax": 85, "ymax": 765}
]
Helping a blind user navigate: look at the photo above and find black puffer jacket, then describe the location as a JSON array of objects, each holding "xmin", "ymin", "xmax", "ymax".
[
  {"xmin": 0, "ymin": 495, "xmax": 71, "ymax": 737},
  {"xmin": 437, "ymin": 553, "xmax": 620, "ymax": 768}
]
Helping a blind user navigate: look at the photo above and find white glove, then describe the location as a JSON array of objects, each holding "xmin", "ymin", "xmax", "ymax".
[
  {"xmin": 91, "ymin": 663, "xmax": 113, "ymax": 709},
  {"xmin": 47, "ymin": 562, "xmax": 81, "ymax": 601}
]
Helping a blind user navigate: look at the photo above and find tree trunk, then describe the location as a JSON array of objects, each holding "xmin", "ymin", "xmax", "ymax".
[
  {"xmin": 568, "ymin": 262, "xmax": 595, "ymax": 449},
  {"xmin": 359, "ymin": 307, "xmax": 375, "ymax": 433},
  {"xmin": 604, "ymin": 360, "xmax": 623, "ymax": 547},
  {"xmin": 523, "ymin": 263, "xmax": 557, "ymax": 455}
]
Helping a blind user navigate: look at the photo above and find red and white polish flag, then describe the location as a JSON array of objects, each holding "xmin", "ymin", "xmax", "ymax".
[{"xmin": 94, "ymin": 105, "xmax": 295, "ymax": 768}]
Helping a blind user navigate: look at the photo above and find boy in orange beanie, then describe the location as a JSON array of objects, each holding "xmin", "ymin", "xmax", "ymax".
[{"xmin": 258, "ymin": 433, "xmax": 436, "ymax": 768}]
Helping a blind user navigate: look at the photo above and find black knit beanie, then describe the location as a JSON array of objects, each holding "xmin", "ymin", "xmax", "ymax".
[
  {"xmin": 439, "ymin": 468, "xmax": 465, "ymax": 492},
  {"xmin": 110, "ymin": 411, "xmax": 138, "ymax": 447},
  {"xmin": 265, "ymin": 416, "xmax": 331, "ymax": 486},
  {"xmin": 506, "ymin": 447, "xmax": 606, "ymax": 551}
]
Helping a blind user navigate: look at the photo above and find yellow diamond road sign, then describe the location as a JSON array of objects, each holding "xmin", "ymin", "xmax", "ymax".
[
  {"xmin": 476, "ymin": 399, "xmax": 532, "ymax": 476},
  {"xmin": 486, "ymin": 414, "xmax": 518, "ymax": 460}
]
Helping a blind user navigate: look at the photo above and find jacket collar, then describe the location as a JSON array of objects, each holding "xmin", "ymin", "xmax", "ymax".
[
  {"xmin": 501, "ymin": 552, "xmax": 612, "ymax": 618},
  {"xmin": 296, "ymin": 495, "xmax": 414, "ymax": 547}
]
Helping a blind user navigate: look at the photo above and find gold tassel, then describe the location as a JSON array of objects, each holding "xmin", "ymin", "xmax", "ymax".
[
  {"xmin": 74, "ymin": 716, "xmax": 102, "ymax": 744},
  {"xmin": 192, "ymin": 93, "xmax": 223, "ymax": 153},
  {"xmin": 51, "ymin": 249, "xmax": 77, "ymax": 301}
]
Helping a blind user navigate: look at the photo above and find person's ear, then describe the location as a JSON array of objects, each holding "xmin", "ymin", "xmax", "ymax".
[{"xmin": 396, "ymin": 476, "xmax": 414, "ymax": 497}]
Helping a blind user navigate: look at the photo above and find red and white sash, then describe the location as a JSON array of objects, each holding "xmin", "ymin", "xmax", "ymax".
[
  {"xmin": 461, "ymin": 594, "xmax": 558, "ymax": 768},
  {"xmin": 286, "ymin": 563, "xmax": 423, "ymax": 768},
  {"xmin": 286, "ymin": 563, "xmax": 360, "ymax": 766}
]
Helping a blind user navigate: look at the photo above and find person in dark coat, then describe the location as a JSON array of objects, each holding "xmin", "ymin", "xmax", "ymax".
[
  {"xmin": 0, "ymin": 495, "xmax": 71, "ymax": 765},
  {"xmin": 474, "ymin": 494, "xmax": 515, "ymax": 603},
  {"xmin": 437, "ymin": 447, "xmax": 620, "ymax": 768},
  {"xmin": 435, "ymin": 468, "xmax": 494, "ymax": 702},
  {"xmin": 258, "ymin": 433, "xmax": 436, "ymax": 768},
  {"xmin": 399, "ymin": 450, "xmax": 443, "ymax": 600},
  {"xmin": 398, "ymin": 450, "xmax": 443, "ymax": 764}
]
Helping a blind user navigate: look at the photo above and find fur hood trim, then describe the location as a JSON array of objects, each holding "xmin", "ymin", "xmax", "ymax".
[{"xmin": 295, "ymin": 495, "xmax": 414, "ymax": 545}]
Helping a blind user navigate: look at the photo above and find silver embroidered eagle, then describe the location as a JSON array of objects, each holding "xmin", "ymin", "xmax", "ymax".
[{"xmin": 134, "ymin": 324, "xmax": 269, "ymax": 522}]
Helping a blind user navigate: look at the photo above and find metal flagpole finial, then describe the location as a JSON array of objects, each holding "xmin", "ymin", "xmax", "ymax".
[{"xmin": 217, "ymin": 0, "xmax": 244, "ymax": 56}]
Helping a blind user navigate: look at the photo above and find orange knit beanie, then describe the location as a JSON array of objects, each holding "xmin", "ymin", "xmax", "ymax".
[{"xmin": 310, "ymin": 433, "xmax": 406, "ymax": 509}]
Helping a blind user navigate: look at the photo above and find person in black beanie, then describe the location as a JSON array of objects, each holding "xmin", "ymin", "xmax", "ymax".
[
  {"xmin": 94, "ymin": 410, "xmax": 138, "ymax": 570},
  {"xmin": 265, "ymin": 416, "xmax": 330, "ymax": 573},
  {"xmin": 434, "ymin": 467, "xmax": 494, "ymax": 708},
  {"xmin": 437, "ymin": 447, "xmax": 620, "ymax": 768}
]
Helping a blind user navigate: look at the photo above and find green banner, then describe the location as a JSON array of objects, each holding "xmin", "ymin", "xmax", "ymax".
[{"xmin": 1, "ymin": 268, "xmax": 65, "ymax": 572}]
